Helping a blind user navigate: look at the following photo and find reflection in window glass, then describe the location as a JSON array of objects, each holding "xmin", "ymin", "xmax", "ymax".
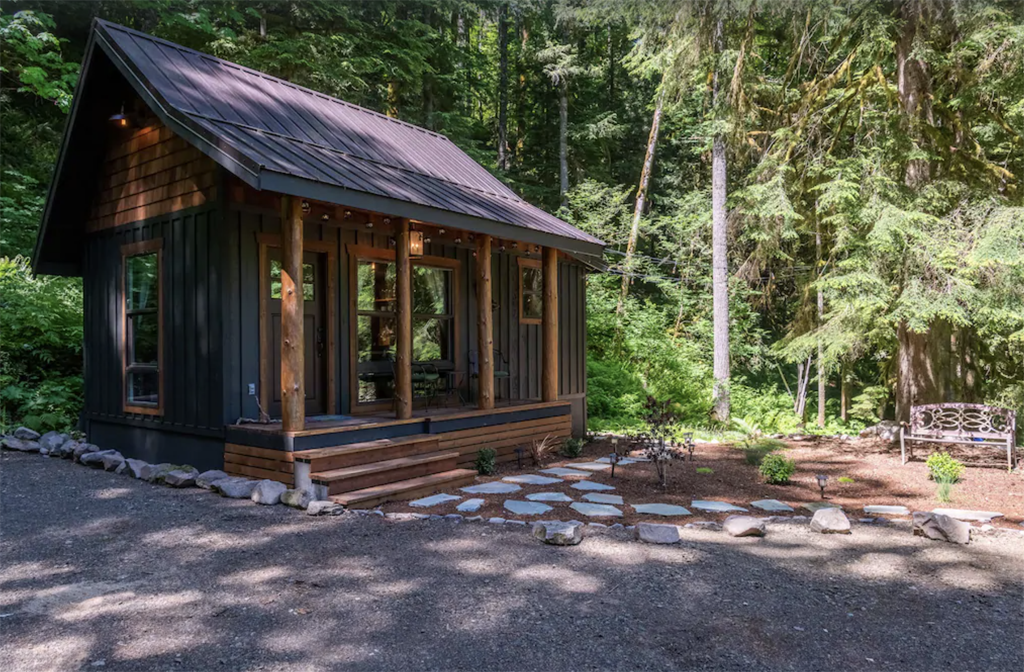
[
  {"xmin": 357, "ymin": 261, "xmax": 396, "ymax": 312},
  {"xmin": 521, "ymin": 266, "xmax": 543, "ymax": 321},
  {"xmin": 270, "ymin": 260, "xmax": 315, "ymax": 300}
]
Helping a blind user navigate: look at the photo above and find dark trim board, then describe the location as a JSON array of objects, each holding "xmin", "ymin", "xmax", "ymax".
[
  {"xmin": 428, "ymin": 403, "xmax": 569, "ymax": 434},
  {"xmin": 86, "ymin": 418, "xmax": 224, "ymax": 471}
]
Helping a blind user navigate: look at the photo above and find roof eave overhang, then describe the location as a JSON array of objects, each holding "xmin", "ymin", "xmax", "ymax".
[{"xmin": 258, "ymin": 171, "xmax": 606, "ymax": 262}]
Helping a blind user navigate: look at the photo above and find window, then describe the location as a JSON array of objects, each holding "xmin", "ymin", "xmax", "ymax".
[
  {"xmin": 519, "ymin": 258, "xmax": 543, "ymax": 323},
  {"xmin": 123, "ymin": 240, "xmax": 162, "ymax": 414},
  {"xmin": 355, "ymin": 258, "xmax": 453, "ymax": 403}
]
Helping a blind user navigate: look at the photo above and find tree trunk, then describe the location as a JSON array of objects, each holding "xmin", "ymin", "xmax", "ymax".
[
  {"xmin": 617, "ymin": 84, "xmax": 666, "ymax": 315},
  {"xmin": 421, "ymin": 6, "xmax": 435, "ymax": 130},
  {"xmin": 794, "ymin": 356, "xmax": 811, "ymax": 421},
  {"xmin": 895, "ymin": 320, "xmax": 951, "ymax": 422},
  {"xmin": 816, "ymin": 215, "xmax": 826, "ymax": 428},
  {"xmin": 840, "ymin": 364, "xmax": 849, "ymax": 422},
  {"xmin": 710, "ymin": 17, "xmax": 731, "ymax": 423},
  {"xmin": 558, "ymin": 79, "xmax": 569, "ymax": 206},
  {"xmin": 896, "ymin": 0, "xmax": 934, "ymax": 189},
  {"xmin": 497, "ymin": 4, "xmax": 509, "ymax": 171}
]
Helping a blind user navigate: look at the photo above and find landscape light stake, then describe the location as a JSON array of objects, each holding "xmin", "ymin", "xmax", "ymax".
[
  {"xmin": 608, "ymin": 452, "xmax": 620, "ymax": 478},
  {"xmin": 816, "ymin": 474, "xmax": 829, "ymax": 499},
  {"xmin": 515, "ymin": 447, "xmax": 525, "ymax": 470},
  {"xmin": 684, "ymin": 432, "xmax": 695, "ymax": 461}
]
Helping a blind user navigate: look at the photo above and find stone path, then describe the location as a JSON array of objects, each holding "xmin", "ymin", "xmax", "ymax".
[
  {"xmin": 462, "ymin": 482, "xmax": 520, "ymax": 494},
  {"xmin": 633, "ymin": 503, "xmax": 691, "ymax": 516},
  {"xmin": 457, "ymin": 498, "xmax": 485, "ymax": 513},
  {"xmin": 410, "ymin": 493, "xmax": 461, "ymax": 507},
  {"xmin": 570, "ymin": 502, "xmax": 623, "ymax": 517},
  {"xmin": 502, "ymin": 474, "xmax": 562, "ymax": 486},
  {"xmin": 802, "ymin": 502, "xmax": 841, "ymax": 513},
  {"xmin": 566, "ymin": 462, "xmax": 612, "ymax": 471},
  {"xmin": 571, "ymin": 481, "xmax": 616, "ymax": 491},
  {"xmin": 750, "ymin": 499, "xmax": 794, "ymax": 512},
  {"xmin": 691, "ymin": 500, "xmax": 747, "ymax": 513},
  {"xmin": 504, "ymin": 500, "xmax": 552, "ymax": 515},
  {"xmin": 596, "ymin": 456, "xmax": 639, "ymax": 465},
  {"xmin": 539, "ymin": 467, "xmax": 591, "ymax": 477},
  {"xmin": 582, "ymin": 493, "xmax": 623, "ymax": 505},
  {"xmin": 526, "ymin": 492, "xmax": 574, "ymax": 502},
  {"xmin": 864, "ymin": 505, "xmax": 910, "ymax": 516}
]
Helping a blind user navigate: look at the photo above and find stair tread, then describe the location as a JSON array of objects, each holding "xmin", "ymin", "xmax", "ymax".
[
  {"xmin": 294, "ymin": 434, "xmax": 437, "ymax": 462},
  {"xmin": 330, "ymin": 469, "xmax": 477, "ymax": 506},
  {"xmin": 311, "ymin": 450, "xmax": 459, "ymax": 483}
]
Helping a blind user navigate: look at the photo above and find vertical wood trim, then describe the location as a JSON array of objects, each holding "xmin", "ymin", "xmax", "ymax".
[
  {"xmin": 280, "ymin": 196, "xmax": 305, "ymax": 431},
  {"xmin": 395, "ymin": 219, "xmax": 413, "ymax": 419},
  {"xmin": 542, "ymin": 247, "xmax": 558, "ymax": 402},
  {"xmin": 258, "ymin": 239, "xmax": 270, "ymax": 420},
  {"xmin": 476, "ymin": 235, "xmax": 495, "ymax": 409}
]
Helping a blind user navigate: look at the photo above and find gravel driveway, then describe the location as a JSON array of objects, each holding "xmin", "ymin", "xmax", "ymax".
[{"xmin": 2, "ymin": 451, "xmax": 1021, "ymax": 671}]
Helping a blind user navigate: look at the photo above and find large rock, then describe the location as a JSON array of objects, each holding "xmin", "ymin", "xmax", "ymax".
[
  {"xmin": 196, "ymin": 470, "xmax": 229, "ymax": 489},
  {"xmin": 810, "ymin": 507, "xmax": 852, "ymax": 534},
  {"xmin": 635, "ymin": 522, "xmax": 683, "ymax": 544},
  {"xmin": 859, "ymin": 420, "xmax": 900, "ymax": 442},
  {"xmin": 38, "ymin": 431, "xmax": 67, "ymax": 454},
  {"xmin": 139, "ymin": 462, "xmax": 174, "ymax": 483},
  {"xmin": 913, "ymin": 512, "xmax": 970, "ymax": 545},
  {"xmin": 12, "ymin": 427, "xmax": 41, "ymax": 441},
  {"xmin": 72, "ymin": 443, "xmax": 100, "ymax": 462},
  {"xmin": 100, "ymin": 451, "xmax": 125, "ymax": 471},
  {"xmin": 80, "ymin": 450, "xmax": 118, "ymax": 468},
  {"xmin": 532, "ymin": 521, "xmax": 584, "ymax": 546},
  {"xmin": 281, "ymin": 488, "xmax": 313, "ymax": 510},
  {"xmin": 723, "ymin": 515, "xmax": 766, "ymax": 538},
  {"xmin": 251, "ymin": 480, "xmax": 287, "ymax": 505},
  {"xmin": 212, "ymin": 477, "xmax": 258, "ymax": 499},
  {"xmin": 306, "ymin": 500, "xmax": 345, "ymax": 516},
  {"xmin": 51, "ymin": 438, "xmax": 78, "ymax": 458},
  {"xmin": 163, "ymin": 468, "xmax": 200, "ymax": 488},
  {"xmin": 2, "ymin": 437, "xmax": 40, "ymax": 453},
  {"xmin": 124, "ymin": 458, "xmax": 149, "ymax": 479}
]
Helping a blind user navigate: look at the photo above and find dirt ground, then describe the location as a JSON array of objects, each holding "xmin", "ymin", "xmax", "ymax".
[
  {"xmin": 383, "ymin": 436, "xmax": 1024, "ymax": 528},
  {"xmin": 2, "ymin": 451, "xmax": 1023, "ymax": 671}
]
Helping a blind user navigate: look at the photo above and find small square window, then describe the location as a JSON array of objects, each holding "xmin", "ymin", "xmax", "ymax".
[{"xmin": 520, "ymin": 261, "xmax": 543, "ymax": 323}]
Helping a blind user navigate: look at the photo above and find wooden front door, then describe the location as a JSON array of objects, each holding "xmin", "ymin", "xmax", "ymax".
[{"xmin": 266, "ymin": 249, "xmax": 328, "ymax": 418}]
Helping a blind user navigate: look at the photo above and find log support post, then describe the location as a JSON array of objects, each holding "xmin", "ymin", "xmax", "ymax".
[
  {"xmin": 395, "ymin": 218, "xmax": 413, "ymax": 419},
  {"xmin": 476, "ymin": 235, "xmax": 494, "ymax": 409},
  {"xmin": 542, "ymin": 246, "xmax": 558, "ymax": 402},
  {"xmin": 281, "ymin": 196, "xmax": 305, "ymax": 432}
]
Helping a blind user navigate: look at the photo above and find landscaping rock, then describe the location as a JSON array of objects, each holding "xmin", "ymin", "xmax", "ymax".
[
  {"xmin": 581, "ymin": 493, "xmax": 623, "ymax": 505},
  {"xmin": 632, "ymin": 503, "xmax": 692, "ymax": 517},
  {"xmin": 539, "ymin": 467, "xmax": 591, "ymax": 477},
  {"xmin": 72, "ymin": 443, "xmax": 100, "ymax": 462},
  {"xmin": 12, "ymin": 427, "xmax": 41, "ymax": 441},
  {"xmin": 115, "ymin": 461, "xmax": 129, "ymax": 475},
  {"xmin": 251, "ymin": 480, "xmax": 287, "ymax": 505},
  {"xmin": 51, "ymin": 438, "xmax": 78, "ymax": 458},
  {"xmin": 2, "ymin": 437, "xmax": 40, "ymax": 453},
  {"xmin": 750, "ymin": 499, "xmax": 794, "ymax": 512},
  {"xmin": 932, "ymin": 508, "xmax": 1004, "ymax": 522},
  {"xmin": 39, "ymin": 431, "xmax": 66, "ymax": 454},
  {"xmin": 636, "ymin": 523, "xmax": 682, "ymax": 544},
  {"xmin": 802, "ymin": 502, "xmax": 842, "ymax": 513},
  {"xmin": 859, "ymin": 420, "xmax": 899, "ymax": 442},
  {"xmin": 504, "ymin": 500, "xmax": 553, "ymax": 516},
  {"xmin": 565, "ymin": 462, "xmax": 612, "ymax": 471},
  {"xmin": 569, "ymin": 502, "xmax": 623, "ymax": 518},
  {"xmin": 570, "ymin": 481, "xmax": 616, "ymax": 492},
  {"xmin": 810, "ymin": 507, "xmax": 852, "ymax": 534},
  {"xmin": 460, "ymin": 482, "xmax": 521, "ymax": 495},
  {"xmin": 691, "ymin": 500, "xmax": 747, "ymax": 513},
  {"xmin": 212, "ymin": 477, "xmax": 258, "ymax": 499},
  {"xmin": 80, "ymin": 450, "xmax": 118, "ymax": 468},
  {"xmin": 124, "ymin": 458, "xmax": 148, "ymax": 479},
  {"xmin": 281, "ymin": 488, "xmax": 313, "ymax": 509},
  {"xmin": 306, "ymin": 500, "xmax": 344, "ymax": 516},
  {"xmin": 533, "ymin": 521, "xmax": 584, "ymax": 546},
  {"xmin": 139, "ymin": 463, "xmax": 175, "ymax": 483},
  {"xmin": 409, "ymin": 493, "xmax": 461, "ymax": 507},
  {"xmin": 864, "ymin": 505, "xmax": 910, "ymax": 516},
  {"xmin": 100, "ymin": 451, "xmax": 125, "ymax": 471},
  {"xmin": 196, "ymin": 470, "xmax": 229, "ymax": 489},
  {"xmin": 502, "ymin": 474, "xmax": 562, "ymax": 486},
  {"xmin": 723, "ymin": 515, "xmax": 766, "ymax": 538},
  {"xmin": 456, "ymin": 498, "xmax": 485, "ymax": 513},
  {"xmin": 163, "ymin": 468, "xmax": 200, "ymax": 487},
  {"xmin": 913, "ymin": 511, "xmax": 970, "ymax": 545},
  {"xmin": 526, "ymin": 492, "xmax": 574, "ymax": 503}
]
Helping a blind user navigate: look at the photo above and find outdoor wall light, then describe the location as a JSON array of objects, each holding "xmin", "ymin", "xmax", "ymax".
[
  {"xmin": 301, "ymin": 200, "xmax": 311, "ymax": 214},
  {"xmin": 816, "ymin": 474, "xmax": 829, "ymax": 499},
  {"xmin": 409, "ymin": 230, "xmax": 424, "ymax": 257},
  {"xmin": 109, "ymin": 103, "xmax": 130, "ymax": 128}
]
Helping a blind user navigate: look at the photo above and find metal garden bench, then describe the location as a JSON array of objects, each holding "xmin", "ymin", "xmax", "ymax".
[{"xmin": 900, "ymin": 403, "xmax": 1018, "ymax": 469}]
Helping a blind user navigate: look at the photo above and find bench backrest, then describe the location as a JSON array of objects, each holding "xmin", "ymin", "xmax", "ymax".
[{"xmin": 909, "ymin": 403, "xmax": 1016, "ymax": 443}]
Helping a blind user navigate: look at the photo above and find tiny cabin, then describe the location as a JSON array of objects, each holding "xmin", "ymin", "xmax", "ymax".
[{"xmin": 33, "ymin": 20, "xmax": 604, "ymax": 505}]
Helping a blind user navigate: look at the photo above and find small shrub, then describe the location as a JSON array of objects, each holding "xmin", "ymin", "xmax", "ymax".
[
  {"xmin": 475, "ymin": 448, "xmax": 496, "ymax": 475},
  {"xmin": 838, "ymin": 476, "xmax": 855, "ymax": 484},
  {"xmin": 696, "ymin": 467, "xmax": 714, "ymax": 474},
  {"xmin": 926, "ymin": 452, "xmax": 965, "ymax": 483},
  {"xmin": 739, "ymin": 438, "xmax": 784, "ymax": 466},
  {"xmin": 759, "ymin": 453, "xmax": 796, "ymax": 484},
  {"xmin": 529, "ymin": 434, "xmax": 556, "ymax": 465},
  {"xmin": 936, "ymin": 479, "xmax": 954, "ymax": 503},
  {"xmin": 561, "ymin": 437, "xmax": 585, "ymax": 458}
]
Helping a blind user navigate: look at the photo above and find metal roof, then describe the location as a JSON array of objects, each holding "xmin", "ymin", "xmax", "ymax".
[{"xmin": 90, "ymin": 19, "xmax": 603, "ymax": 256}]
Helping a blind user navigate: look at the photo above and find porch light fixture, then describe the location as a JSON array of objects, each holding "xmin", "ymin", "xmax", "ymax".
[
  {"xmin": 409, "ymin": 230, "xmax": 424, "ymax": 257},
  {"xmin": 109, "ymin": 103, "xmax": 130, "ymax": 128},
  {"xmin": 301, "ymin": 200, "xmax": 311, "ymax": 214},
  {"xmin": 365, "ymin": 221, "xmax": 374, "ymax": 228},
  {"xmin": 816, "ymin": 474, "xmax": 829, "ymax": 499},
  {"xmin": 321, "ymin": 213, "xmax": 329, "ymax": 221}
]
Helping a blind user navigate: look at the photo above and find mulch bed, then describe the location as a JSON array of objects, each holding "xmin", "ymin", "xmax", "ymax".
[{"xmin": 382, "ymin": 436, "xmax": 1024, "ymax": 528}]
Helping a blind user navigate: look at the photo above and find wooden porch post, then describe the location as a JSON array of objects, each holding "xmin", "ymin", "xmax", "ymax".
[
  {"xmin": 542, "ymin": 246, "xmax": 559, "ymax": 402},
  {"xmin": 476, "ymin": 235, "xmax": 494, "ymax": 409},
  {"xmin": 281, "ymin": 196, "xmax": 305, "ymax": 432},
  {"xmin": 395, "ymin": 218, "xmax": 413, "ymax": 419}
]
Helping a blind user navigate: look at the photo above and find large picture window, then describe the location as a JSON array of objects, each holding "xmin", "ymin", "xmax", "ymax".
[
  {"xmin": 355, "ymin": 257, "xmax": 454, "ymax": 403},
  {"xmin": 122, "ymin": 240, "xmax": 163, "ymax": 414},
  {"xmin": 519, "ymin": 258, "xmax": 543, "ymax": 324}
]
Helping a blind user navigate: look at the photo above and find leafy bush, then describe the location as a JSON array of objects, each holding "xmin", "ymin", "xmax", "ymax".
[
  {"xmin": 474, "ymin": 448, "xmax": 496, "ymax": 475},
  {"xmin": 585, "ymin": 358, "xmax": 647, "ymax": 430},
  {"xmin": 759, "ymin": 453, "xmax": 796, "ymax": 484},
  {"xmin": 696, "ymin": 467, "xmax": 714, "ymax": 474},
  {"xmin": 561, "ymin": 437, "xmax": 584, "ymax": 458},
  {"xmin": 926, "ymin": 452, "xmax": 965, "ymax": 483},
  {"xmin": 529, "ymin": 434, "xmax": 556, "ymax": 465},
  {"xmin": 730, "ymin": 384, "xmax": 802, "ymax": 434},
  {"xmin": 838, "ymin": 476, "xmax": 855, "ymax": 484}
]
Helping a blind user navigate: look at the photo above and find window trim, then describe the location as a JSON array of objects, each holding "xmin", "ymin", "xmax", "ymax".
[
  {"xmin": 518, "ymin": 256, "xmax": 543, "ymax": 325},
  {"xmin": 121, "ymin": 239, "xmax": 164, "ymax": 416}
]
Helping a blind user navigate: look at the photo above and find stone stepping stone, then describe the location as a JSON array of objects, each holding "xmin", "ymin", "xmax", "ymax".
[
  {"xmin": 571, "ymin": 481, "xmax": 616, "ymax": 492},
  {"xmin": 801, "ymin": 502, "xmax": 842, "ymax": 513},
  {"xmin": 457, "ymin": 498, "xmax": 485, "ymax": 513},
  {"xmin": 691, "ymin": 500, "xmax": 747, "ymax": 513},
  {"xmin": 526, "ymin": 492, "xmax": 574, "ymax": 503},
  {"xmin": 750, "ymin": 499, "xmax": 794, "ymax": 513},
  {"xmin": 596, "ymin": 456, "xmax": 639, "ymax": 465},
  {"xmin": 582, "ymin": 493, "xmax": 624, "ymax": 505},
  {"xmin": 410, "ymin": 493, "xmax": 461, "ymax": 508},
  {"xmin": 504, "ymin": 500, "xmax": 553, "ymax": 516},
  {"xmin": 864, "ymin": 505, "xmax": 910, "ymax": 516},
  {"xmin": 570, "ymin": 502, "xmax": 623, "ymax": 518},
  {"xmin": 502, "ymin": 474, "xmax": 562, "ymax": 486},
  {"xmin": 567, "ymin": 462, "xmax": 612, "ymax": 471},
  {"xmin": 932, "ymin": 508, "xmax": 1004, "ymax": 522},
  {"xmin": 633, "ymin": 503, "xmax": 692, "ymax": 517},
  {"xmin": 540, "ymin": 467, "xmax": 591, "ymax": 477},
  {"xmin": 461, "ymin": 482, "xmax": 521, "ymax": 495}
]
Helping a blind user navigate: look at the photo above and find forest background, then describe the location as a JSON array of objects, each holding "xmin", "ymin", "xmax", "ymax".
[{"xmin": 2, "ymin": 0, "xmax": 1022, "ymax": 439}]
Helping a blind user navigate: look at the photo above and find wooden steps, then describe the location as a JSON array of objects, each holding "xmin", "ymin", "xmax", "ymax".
[
  {"xmin": 293, "ymin": 434, "xmax": 439, "ymax": 472},
  {"xmin": 330, "ymin": 469, "xmax": 477, "ymax": 508},
  {"xmin": 311, "ymin": 450, "xmax": 460, "ymax": 495}
]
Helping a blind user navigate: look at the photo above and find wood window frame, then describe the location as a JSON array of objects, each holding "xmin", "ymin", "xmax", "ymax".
[
  {"xmin": 518, "ymin": 256, "xmax": 543, "ymax": 325},
  {"xmin": 121, "ymin": 238, "xmax": 164, "ymax": 416},
  {"xmin": 346, "ymin": 244, "xmax": 461, "ymax": 413},
  {"xmin": 257, "ymin": 233, "xmax": 338, "ymax": 419}
]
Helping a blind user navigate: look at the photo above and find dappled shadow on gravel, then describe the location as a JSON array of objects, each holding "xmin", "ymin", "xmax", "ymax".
[{"xmin": 1, "ymin": 451, "xmax": 1022, "ymax": 671}]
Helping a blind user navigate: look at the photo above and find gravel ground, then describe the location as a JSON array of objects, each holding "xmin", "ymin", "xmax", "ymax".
[{"xmin": 2, "ymin": 451, "xmax": 1022, "ymax": 672}]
